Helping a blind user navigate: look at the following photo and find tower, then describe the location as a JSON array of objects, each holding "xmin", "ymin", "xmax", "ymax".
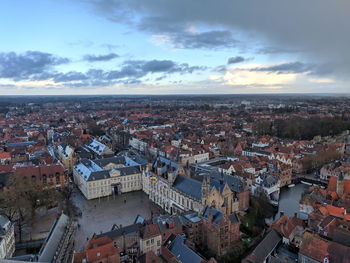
[{"xmin": 201, "ymin": 174, "xmax": 210, "ymax": 205}]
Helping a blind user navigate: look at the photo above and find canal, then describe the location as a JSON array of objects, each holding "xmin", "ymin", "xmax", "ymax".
[{"xmin": 274, "ymin": 183, "xmax": 309, "ymax": 220}]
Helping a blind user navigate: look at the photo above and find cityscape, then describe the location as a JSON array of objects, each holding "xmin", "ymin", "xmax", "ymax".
[
  {"xmin": 0, "ymin": 95, "xmax": 349, "ymax": 262},
  {"xmin": 1, "ymin": 1, "xmax": 350, "ymax": 263}
]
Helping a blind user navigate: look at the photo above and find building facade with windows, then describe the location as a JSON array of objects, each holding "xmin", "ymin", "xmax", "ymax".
[
  {"xmin": 73, "ymin": 156, "xmax": 144, "ymax": 199},
  {"xmin": 0, "ymin": 216, "xmax": 15, "ymax": 259}
]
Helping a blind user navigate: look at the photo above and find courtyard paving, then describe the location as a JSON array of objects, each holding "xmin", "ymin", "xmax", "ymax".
[{"xmin": 72, "ymin": 188, "xmax": 164, "ymax": 251}]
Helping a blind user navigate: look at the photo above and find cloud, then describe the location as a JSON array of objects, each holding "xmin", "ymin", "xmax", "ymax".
[
  {"xmin": 52, "ymin": 71, "xmax": 89, "ymax": 82},
  {"xmin": 152, "ymin": 30, "xmax": 238, "ymax": 49},
  {"xmin": 258, "ymin": 46, "xmax": 304, "ymax": 54},
  {"xmin": 213, "ymin": 65, "xmax": 227, "ymax": 73},
  {"xmin": 227, "ymin": 56, "xmax": 245, "ymax": 64},
  {"xmin": 82, "ymin": 0, "xmax": 350, "ymax": 79},
  {"xmin": 0, "ymin": 51, "xmax": 69, "ymax": 80},
  {"xmin": 250, "ymin": 62, "xmax": 314, "ymax": 74},
  {"xmin": 210, "ymin": 64, "xmax": 297, "ymax": 86},
  {"xmin": 122, "ymin": 60, "xmax": 207, "ymax": 75},
  {"xmin": 25, "ymin": 58, "xmax": 207, "ymax": 87},
  {"xmin": 83, "ymin": 53, "xmax": 119, "ymax": 62}
]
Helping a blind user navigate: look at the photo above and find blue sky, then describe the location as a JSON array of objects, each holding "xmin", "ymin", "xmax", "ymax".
[{"xmin": 0, "ymin": 0, "xmax": 349, "ymax": 95}]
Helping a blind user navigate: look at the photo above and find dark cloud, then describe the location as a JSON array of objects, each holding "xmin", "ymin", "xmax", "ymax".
[
  {"xmin": 83, "ymin": 0, "xmax": 350, "ymax": 78},
  {"xmin": 83, "ymin": 53, "xmax": 119, "ymax": 62},
  {"xmin": 53, "ymin": 71, "xmax": 89, "ymax": 82},
  {"xmin": 0, "ymin": 51, "xmax": 69, "ymax": 80},
  {"xmin": 227, "ymin": 56, "xmax": 245, "ymax": 64},
  {"xmin": 161, "ymin": 30, "xmax": 238, "ymax": 49},
  {"xmin": 29, "ymin": 58, "xmax": 206, "ymax": 87},
  {"xmin": 250, "ymin": 62, "xmax": 314, "ymax": 74},
  {"xmin": 123, "ymin": 60, "xmax": 206, "ymax": 75},
  {"xmin": 258, "ymin": 47, "xmax": 304, "ymax": 55}
]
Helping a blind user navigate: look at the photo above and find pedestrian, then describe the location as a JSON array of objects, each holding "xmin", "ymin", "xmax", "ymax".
[{"xmin": 124, "ymin": 197, "xmax": 126, "ymax": 203}]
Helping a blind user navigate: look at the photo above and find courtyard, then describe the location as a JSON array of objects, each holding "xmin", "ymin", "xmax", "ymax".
[{"xmin": 72, "ymin": 187, "xmax": 164, "ymax": 251}]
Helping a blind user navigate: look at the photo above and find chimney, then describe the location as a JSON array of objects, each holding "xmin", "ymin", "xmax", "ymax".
[
  {"xmin": 294, "ymin": 212, "xmax": 298, "ymax": 218},
  {"xmin": 209, "ymin": 207, "xmax": 213, "ymax": 221},
  {"xmin": 280, "ymin": 211, "xmax": 284, "ymax": 217}
]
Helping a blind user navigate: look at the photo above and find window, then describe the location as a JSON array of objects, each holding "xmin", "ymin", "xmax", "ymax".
[
  {"xmin": 151, "ymin": 238, "xmax": 154, "ymax": 244},
  {"xmin": 42, "ymin": 174, "xmax": 47, "ymax": 184},
  {"xmin": 146, "ymin": 240, "xmax": 150, "ymax": 246},
  {"xmin": 96, "ymin": 252, "xmax": 101, "ymax": 257},
  {"xmin": 157, "ymin": 240, "xmax": 160, "ymax": 246}
]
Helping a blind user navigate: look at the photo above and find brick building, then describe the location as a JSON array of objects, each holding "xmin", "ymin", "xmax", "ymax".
[
  {"xmin": 73, "ymin": 236, "xmax": 120, "ymax": 263},
  {"xmin": 13, "ymin": 163, "xmax": 66, "ymax": 187}
]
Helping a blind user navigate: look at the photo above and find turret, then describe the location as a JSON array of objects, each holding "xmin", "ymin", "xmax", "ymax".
[{"xmin": 201, "ymin": 174, "xmax": 210, "ymax": 205}]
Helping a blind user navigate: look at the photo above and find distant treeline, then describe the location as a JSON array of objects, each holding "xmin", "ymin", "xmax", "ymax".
[{"xmin": 253, "ymin": 117, "xmax": 350, "ymax": 140}]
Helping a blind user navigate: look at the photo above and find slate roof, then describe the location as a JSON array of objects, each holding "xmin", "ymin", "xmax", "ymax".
[
  {"xmin": 140, "ymin": 224, "xmax": 161, "ymax": 239},
  {"xmin": 262, "ymin": 174, "xmax": 279, "ymax": 188},
  {"xmin": 173, "ymin": 175, "xmax": 202, "ymax": 201},
  {"xmin": 94, "ymin": 156, "xmax": 125, "ymax": 167},
  {"xmin": 203, "ymin": 206, "xmax": 224, "ymax": 225},
  {"xmin": 153, "ymin": 157, "xmax": 179, "ymax": 175},
  {"xmin": 96, "ymin": 223, "xmax": 143, "ymax": 240},
  {"xmin": 7, "ymin": 141, "xmax": 38, "ymax": 147},
  {"xmin": 75, "ymin": 156, "xmax": 141, "ymax": 182},
  {"xmin": 246, "ymin": 229, "xmax": 281, "ymax": 263},
  {"xmin": 153, "ymin": 215, "xmax": 184, "ymax": 233},
  {"xmin": 208, "ymin": 172, "xmax": 242, "ymax": 193},
  {"xmin": 182, "ymin": 211, "xmax": 201, "ymax": 224},
  {"xmin": 38, "ymin": 214, "xmax": 69, "ymax": 263},
  {"xmin": 229, "ymin": 213, "xmax": 239, "ymax": 224},
  {"xmin": 167, "ymin": 235, "xmax": 203, "ymax": 263}
]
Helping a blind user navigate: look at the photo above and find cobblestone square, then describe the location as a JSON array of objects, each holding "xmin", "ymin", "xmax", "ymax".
[{"xmin": 72, "ymin": 188, "xmax": 163, "ymax": 251}]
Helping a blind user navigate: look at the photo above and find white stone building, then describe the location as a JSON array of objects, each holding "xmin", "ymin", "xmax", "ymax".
[
  {"xmin": 73, "ymin": 156, "xmax": 144, "ymax": 200},
  {"xmin": 85, "ymin": 138, "xmax": 114, "ymax": 157},
  {"xmin": 0, "ymin": 216, "xmax": 15, "ymax": 259}
]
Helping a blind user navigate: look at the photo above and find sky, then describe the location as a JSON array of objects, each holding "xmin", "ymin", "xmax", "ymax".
[{"xmin": 0, "ymin": 0, "xmax": 349, "ymax": 95}]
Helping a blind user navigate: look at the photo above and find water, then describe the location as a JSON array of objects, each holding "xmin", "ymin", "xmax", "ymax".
[{"xmin": 274, "ymin": 183, "xmax": 308, "ymax": 220}]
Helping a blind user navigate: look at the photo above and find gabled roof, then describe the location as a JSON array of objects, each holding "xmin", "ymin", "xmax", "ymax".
[
  {"xmin": 167, "ymin": 235, "xmax": 204, "ymax": 263},
  {"xmin": 202, "ymin": 206, "xmax": 224, "ymax": 225},
  {"xmin": 173, "ymin": 175, "xmax": 202, "ymax": 201},
  {"xmin": 244, "ymin": 229, "xmax": 281, "ymax": 263},
  {"xmin": 96, "ymin": 223, "xmax": 142, "ymax": 240},
  {"xmin": 140, "ymin": 224, "xmax": 161, "ymax": 239}
]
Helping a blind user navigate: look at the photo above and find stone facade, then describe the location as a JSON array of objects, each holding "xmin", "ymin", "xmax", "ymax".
[
  {"xmin": 0, "ymin": 216, "xmax": 15, "ymax": 259},
  {"xmin": 73, "ymin": 156, "xmax": 144, "ymax": 200}
]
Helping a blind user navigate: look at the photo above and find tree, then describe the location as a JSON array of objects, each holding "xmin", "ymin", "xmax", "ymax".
[
  {"xmin": 301, "ymin": 149, "xmax": 342, "ymax": 173},
  {"xmin": 0, "ymin": 174, "xmax": 60, "ymax": 242},
  {"xmin": 252, "ymin": 121, "xmax": 272, "ymax": 135}
]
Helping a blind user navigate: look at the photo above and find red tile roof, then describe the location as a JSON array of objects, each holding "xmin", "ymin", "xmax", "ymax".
[{"xmin": 0, "ymin": 152, "xmax": 11, "ymax": 159}]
